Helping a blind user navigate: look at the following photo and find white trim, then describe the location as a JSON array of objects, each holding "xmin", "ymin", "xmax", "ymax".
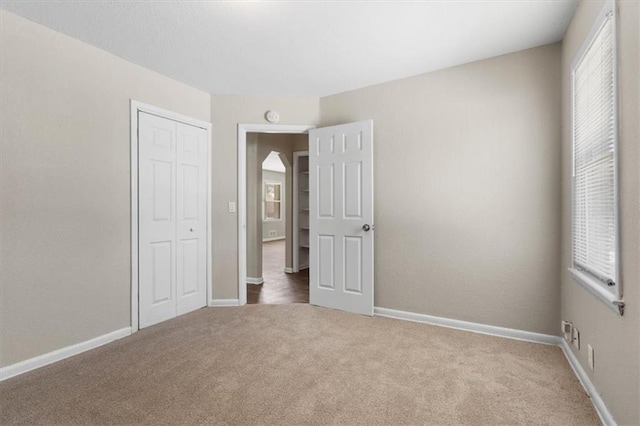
[
  {"xmin": 0, "ymin": 303, "xmax": 613, "ymax": 426},
  {"xmin": 237, "ymin": 124, "xmax": 315, "ymax": 306},
  {"xmin": 283, "ymin": 267, "xmax": 294, "ymax": 274},
  {"xmin": 560, "ymin": 340, "xmax": 616, "ymax": 426},
  {"xmin": 375, "ymin": 306, "xmax": 615, "ymax": 424},
  {"xmin": 206, "ymin": 116, "xmax": 213, "ymax": 318},
  {"xmin": 246, "ymin": 276, "xmax": 264, "ymax": 285},
  {"xmin": 0, "ymin": 328, "xmax": 131, "ymax": 381},
  {"xmin": 130, "ymin": 100, "xmax": 213, "ymax": 332},
  {"xmin": 130, "ymin": 102, "xmax": 139, "ymax": 334},
  {"xmin": 374, "ymin": 307, "xmax": 561, "ymax": 345},
  {"xmin": 570, "ymin": 0, "xmax": 616, "ymax": 71},
  {"xmin": 569, "ymin": 0, "xmax": 623, "ymax": 314},
  {"xmin": 0, "ymin": 305, "xmax": 614, "ymax": 426},
  {"xmin": 263, "ymin": 236, "xmax": 285, "ymax": 242},
  {"xmin": 208, "ymin": 299, "xmax": 240, "ymax": 307},
  {"xmin": 569, "ymin": 268, "xmax": 621, "ymax": 314}
]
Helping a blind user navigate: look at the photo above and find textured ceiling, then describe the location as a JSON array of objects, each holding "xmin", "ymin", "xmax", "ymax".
[{"xmin": 0, "ymin": 0, "xmax": 578, "ymax": 97}]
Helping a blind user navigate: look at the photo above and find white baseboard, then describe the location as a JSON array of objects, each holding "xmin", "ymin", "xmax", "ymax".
[
  {"xmin": 263, "ymin": 236, "xmax": 285, "ymax": 242},
  {"xmin": 374, "ymin": 307, "xmax": 561, "ymax": 345},
  {"xmin": 375, "ymin": 306, "xmax": 613, "ymax": 424},
  {"xmin": 246, "ymin": 277, "xmax": 264, "ymax": 285},
  {"xmin": 284, "ymin": 267, "xmax": 294, "ymax": 273},
  {"xmin": 560, "ymin": 340, "xmax": 615, "ymax": 426},
  {"xmin": 0, "ymin": 327, "xmax": 132, "ymax": 382},
  {"xmin": 0, "ymin": 303, "xmax": 614, "ymax": 426},
  {"xmin": 208, "ymin": 299, "xmax": 240, "ymax": 307}
]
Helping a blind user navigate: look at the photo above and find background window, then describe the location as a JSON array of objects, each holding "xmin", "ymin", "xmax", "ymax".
[
  {"xmin": 570, "ymin": 1, "xmax": 622, "ymax": 314},
  {"xmin": 264, "ymin": 182, "xmax": 282, "ymax": 221}
]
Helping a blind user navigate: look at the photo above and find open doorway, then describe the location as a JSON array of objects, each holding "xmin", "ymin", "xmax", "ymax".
[
  {"xmin": 238, "ymin": 120, "xmax": 374, "ymax": 314},
  {"xmin": 244, "ymin": 131, "xmax": 310, "ymax": 304}
]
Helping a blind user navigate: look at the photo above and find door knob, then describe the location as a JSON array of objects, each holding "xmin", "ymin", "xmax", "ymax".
[{"xmin": 362, "ymin": 224, "xmax": 371, "ymax": 232}]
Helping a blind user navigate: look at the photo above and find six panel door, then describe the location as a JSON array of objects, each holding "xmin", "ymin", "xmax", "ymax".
[
  {"xmin": 138, "ymin": 112, "xmax": 208, "ymax": 328},
  {"xmin": 176, "ymin": 122, "xmax": 208, "ymax": 316},
  {"xmin": 309, "ymin": 120, "xmax": 374, "ymax": 316}
]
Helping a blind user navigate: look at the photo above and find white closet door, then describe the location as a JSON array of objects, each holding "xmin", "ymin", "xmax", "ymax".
[
  {"xmin": 176, "ymin": 122, "xmax": 208, "ymax": 315},
  {"xmin": 139, "ymin": 112, "xmax": 178, "ymax": 328},
  {"xmin": 139, "ymin": 113, "xmax": 208, "ymax": 328}
]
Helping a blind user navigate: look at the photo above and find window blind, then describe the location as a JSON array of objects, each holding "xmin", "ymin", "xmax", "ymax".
[{"xmin": 572, "ymin": 13, "xmax": 617, "ymax": 289}]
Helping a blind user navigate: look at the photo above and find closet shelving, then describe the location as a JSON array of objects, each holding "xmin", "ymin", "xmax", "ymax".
[{"xmin": 293, "ymin": 151, "xmax": 309, "ymax": 272}]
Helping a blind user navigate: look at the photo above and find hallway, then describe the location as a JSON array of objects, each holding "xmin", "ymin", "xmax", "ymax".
[{"xmin": 247, "ymin": 240, "xmax": 309, "ymax": 304}]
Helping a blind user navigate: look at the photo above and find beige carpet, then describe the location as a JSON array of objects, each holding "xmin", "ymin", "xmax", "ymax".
[{"xmin": 0, "ymin": 304, "xmax": 598, "ymax": 425}]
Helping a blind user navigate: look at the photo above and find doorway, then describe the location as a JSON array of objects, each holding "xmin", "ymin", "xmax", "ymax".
[
  {"xmin": 237, "ymin": 120, "xmax": 375, "ymax": 315},
  {"xmin": 244, "ymin": 134, "xmax": 310, "ymax": 304},
  {"xmin": 237, "ymin": 124, "xmax": 315, "ymax": 306}
]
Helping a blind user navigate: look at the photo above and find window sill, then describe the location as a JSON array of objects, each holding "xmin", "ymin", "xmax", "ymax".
[{"xmin": 569, "ymin": 268, "xmax": 624, "ymax": 315}]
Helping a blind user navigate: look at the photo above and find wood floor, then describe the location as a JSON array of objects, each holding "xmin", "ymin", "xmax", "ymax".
[{"xmin": 247, "ymin": 240, "xmax": 309, "ymax": 304}]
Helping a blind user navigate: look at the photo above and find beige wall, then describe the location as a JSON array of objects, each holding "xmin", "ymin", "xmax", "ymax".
[
  {"xmin": 210, "ymin": 95, "xmax": 319, "ymax": 299},
  {"xmin": 320, "ymin": 44, "xmax": 563, "ymax": 335},
  {"xmin": 560, "ymin": 1, "xmax": 639, "ymax": 424},
  {"xmin": 0, "ymin": 11, "xmax": 211, "ymax": 366},
  {"xmin": 246, "ymin": 133, "xmax": 262, "ymax": 280}
]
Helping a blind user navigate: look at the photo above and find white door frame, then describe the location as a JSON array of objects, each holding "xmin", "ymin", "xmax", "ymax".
[
  {"xmin": 130, "ymin": 100, "xmax": 213, "ymax": 333},
  {"xmin": 237, "ymin": 124, "xmax": 315, "ymax": 305}
]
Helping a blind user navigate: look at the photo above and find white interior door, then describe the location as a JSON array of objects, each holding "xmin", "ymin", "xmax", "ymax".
[
  {"xmin": 309, "ymin": 120, "xmax": 374, "ymax": 316},
  {"xmin": 139, "ymin": 112, "xmax": 208, "ymax": 328},
  {"xmin": 139, "ymin": 113, "xmax": 177, "ymax": 327},
  {"xmin": 176, "ymin": 123, "xmax": 208, "ymax": 315}
]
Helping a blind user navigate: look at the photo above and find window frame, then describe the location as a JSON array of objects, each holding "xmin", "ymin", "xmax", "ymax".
[
  {"xmin": 569, "ymin": 0, "xmax": 623, "ymax": 315},
  {"xmin": 263, "ymin": 180, "xmax": 283, "ymax": 222}
]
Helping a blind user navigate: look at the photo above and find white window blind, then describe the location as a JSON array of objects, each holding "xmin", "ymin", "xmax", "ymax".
[{"xmin": 571, "ymin": 5, "xmax": 620, "ymax": 309}]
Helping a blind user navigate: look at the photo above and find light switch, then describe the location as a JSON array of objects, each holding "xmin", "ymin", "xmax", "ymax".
[{"xmin": 228, "ymin": 202, "xmax": 236, "ymax": 213}]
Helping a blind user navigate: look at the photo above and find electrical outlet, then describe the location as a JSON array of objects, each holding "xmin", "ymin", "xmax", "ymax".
[
  {"xmin": 269, "ymin": 230, "xmax": 277, "ymax": 237},
  {"xmin": 572, "ymin": 328, "xmax": 580, "ymax": 349},
  {"xmin": 587, "ymin": 344, "xmax": 594, "ymax": 371}
]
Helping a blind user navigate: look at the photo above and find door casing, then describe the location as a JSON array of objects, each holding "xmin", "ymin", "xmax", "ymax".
[{"xmin": 130, "ymin": 100, "xmax": 213, "ymax": 333}]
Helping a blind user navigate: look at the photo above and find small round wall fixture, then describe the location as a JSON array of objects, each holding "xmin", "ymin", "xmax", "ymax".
[{"xmin": 265, "ymin": 110, "xmax": 280, "ymax": 123}]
